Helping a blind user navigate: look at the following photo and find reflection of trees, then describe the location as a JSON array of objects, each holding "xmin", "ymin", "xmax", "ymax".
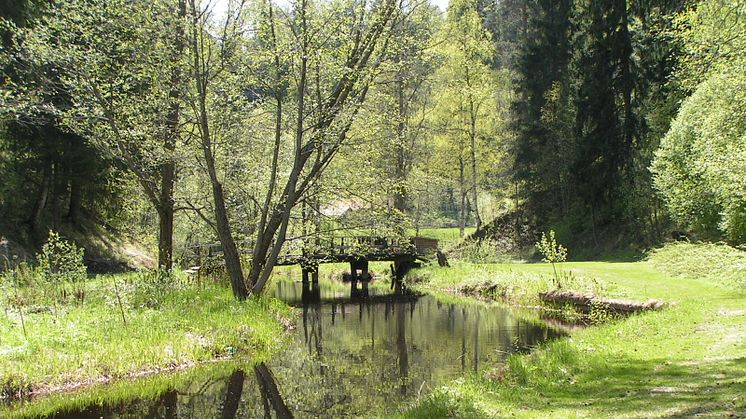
[
  {"xmin": 396, "ymin": 300, "xmax": 409, "ymax": 395},
  {"xmin": 473, "ymin": 310, "xmax": 480, "ymax": 373},
  {"xmin": 220, "ymin": 370, "xmax": 244, "ymax": 419},
  {"xmin": 34, "ymin": 281, "xmax": 565, "ymax": 418},
  {"xmin": 255, "ymin": 362, "xmax": 294, "ymax": 418},
  {"xmin": 302, "ymin": 282, "xmax": 323, "ymax": 357}
]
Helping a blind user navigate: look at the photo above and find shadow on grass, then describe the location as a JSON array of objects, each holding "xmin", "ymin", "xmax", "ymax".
[{"xmin": 500, "ymin": 354, "xmax": 746, "ymax": 417}]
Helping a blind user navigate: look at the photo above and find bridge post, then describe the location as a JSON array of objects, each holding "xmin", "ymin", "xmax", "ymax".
[
  {"xmin": 390, "ymin": 255, "xmax": 417, "ymax": 291},
  {"xmin": 301, "ymin": 280, "xmax": 320, "ymax": 304},
  {"xmin": 301, "ymin": 259, "xmax": 319, "ymax": 285},
  {"xmin": 349, "ymin": 257, "xmax": 370, "ymax": 282}
]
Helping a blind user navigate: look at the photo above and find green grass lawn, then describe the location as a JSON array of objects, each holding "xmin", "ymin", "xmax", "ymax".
[
  {"xmin": 0, "ymin": 272, "xmax": 292, "ymax": 402},
  {"xmin": 401, "ymin": 242, "xmax": 746, "ymax": 417},
  {"xmin": 411, "ymin": 227, "xmax": 476, "ymax": 247}
]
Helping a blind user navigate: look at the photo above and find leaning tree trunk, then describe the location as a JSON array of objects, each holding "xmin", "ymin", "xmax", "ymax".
[
  {"xmin": 468, "ymin": 112, "xmax": 481, "ymax": 230},
  {"xmin": 30, "ymin": 162, "xmax": 51, "ymax": 243},
  {"xmin": 393, "ymin": 74, "xmax": 407, "ymax": 217},
  {"xmin": 188, "ymin": 0, "xmax": 248, "ymax": 299}
]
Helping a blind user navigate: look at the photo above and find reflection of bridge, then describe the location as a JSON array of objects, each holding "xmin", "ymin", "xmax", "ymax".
[{"xmin": 186, "ymin": 235, "xmax": 440, "ymax": 285}]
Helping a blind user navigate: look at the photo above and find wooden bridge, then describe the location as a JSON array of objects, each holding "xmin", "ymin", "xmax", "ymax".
[{"xmin": 184, "ymin": 235, "xmax": 442, "ymax": 284}]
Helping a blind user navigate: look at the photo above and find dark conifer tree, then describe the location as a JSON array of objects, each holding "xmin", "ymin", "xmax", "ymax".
[{"xmin": 511, "ymin": 0, "xmax": 573, "ymax": 222}]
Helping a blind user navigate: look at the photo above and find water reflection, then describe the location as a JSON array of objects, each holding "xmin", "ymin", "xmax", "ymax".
[
  {"xmin": 266, "ymin": 278, "xmax": 562, "ymax": 416},
  {"xmin": 9, "ymin": 278, "xmax": 561, "ymax": 418}
]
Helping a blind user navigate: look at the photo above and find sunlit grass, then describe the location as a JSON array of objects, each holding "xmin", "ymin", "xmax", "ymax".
[
  {"xmin": 0, "ymin": 273, "xmax": 292, "ymax": 400},
  {"xmin": 400, "ymin": 242, "xmax": 746, "ymax": 417},
  {"xmin": 411, "ymin": 226, "xmax": 476, "ymax": 246}
]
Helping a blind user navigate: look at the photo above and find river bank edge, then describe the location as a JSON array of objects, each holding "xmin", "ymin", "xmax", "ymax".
[
  {"xmin": 399, "ymin": 242, "xmax": 746, "ymax": 417},
  {"xmin": 1, "ymin": 276, "xmax": 296, "ymax": 417}
]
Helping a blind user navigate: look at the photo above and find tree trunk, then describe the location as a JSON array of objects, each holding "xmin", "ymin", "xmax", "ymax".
[
  {"xmin": 250, "ymin": 0, "xmax": 308, "ymax": 295},
  {"xmin": 189, "ymin": 0, "xmax": 247, "ymax": 299},
  {"xmin": 67, "ymin": 177, "xmax": 83, "ymax": 226},
  {"xmin": 157, "ymin": 205, "xmax": 174, "ymax": 270},
  {"xmin": 220, "ymin": 370, "xmax": 245, "ymax": 419},
  {"xmin": 466, "ymin": 68, "xmax": 481, "ymax": 230},
  {"xmin": 393, "ymin": 75, "xmax": 407, "ymax": 215},
  {"xmin": 30, "ymin": 162, "xmax": 51, "ymax": 242},
  {"xmin": 458, "ymin": 155, "xmax": 466, "ymax": 238},
  {"xmin": 254, "ymin": 363, "xmax": 293, "ymax": 418},
  {"xmin": 156, "ymin": 0, "xmax": 185, "ymax": 271},
  {"xmin": 244, "ymin": 0, "xmax": 397, "ymax": 296}
]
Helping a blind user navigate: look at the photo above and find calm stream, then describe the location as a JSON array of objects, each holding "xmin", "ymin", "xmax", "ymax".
[{"xmin": 15, "ymin": 277, "xmax": 561, "ymax": 418}]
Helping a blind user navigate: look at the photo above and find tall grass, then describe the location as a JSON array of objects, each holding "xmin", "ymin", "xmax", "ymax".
[{"xmin": 0, "ymin": 271, "xmax": 292, "ymax": 399}]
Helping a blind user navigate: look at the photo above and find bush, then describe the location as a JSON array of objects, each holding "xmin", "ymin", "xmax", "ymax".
[
  {"xmin": 535, "ymin": 230, "xmax": 568, "ymax": 288},
  {"xmin": 38, "ymin": 230, "xmax": 87, "ymax": 283},
  {"xmin": 651, "ymin": 72, "xmax": 746, "ymax": 244},
  {"xmin": 127, "ymin": 269, "xmax": 185, "ymax": 309},
  {"xmin": 450, "ymin": 238, "xmax": 512, "ymax": 263}
]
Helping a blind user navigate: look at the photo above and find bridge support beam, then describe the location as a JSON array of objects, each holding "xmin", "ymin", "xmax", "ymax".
[
  {"xmin": 390, "ymin": 256, "xmax": 420, "ymax": 292},
  {"xmin": 349, "ymin": 258, "xmax": 370, "ymax": 282},
  {"xmin": 301, "ymin": 259, "xmax": 319, "ymax": 284},
  {"xmin": 301, "ymin": 280, "xmax": 321, "ymax": 304}
]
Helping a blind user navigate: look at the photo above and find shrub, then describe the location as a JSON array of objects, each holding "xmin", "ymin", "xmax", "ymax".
[
  {"xmin": 651, "ymin": 72, "xmax": 746, "ymax": 244},
  {"xmin": 535, "ymin": 230, "xmax": 567, "ymax": 288},
  {"xmin": 37, "ymin": 230, "xmax": 87, "ymax": 283},
  {"xmin": 648, "ymin": 241, "xmax": 746, "ymax": 288},
  {"xmin": 127, "ymin": 269, "xmax": 184, "ymax": 309}
]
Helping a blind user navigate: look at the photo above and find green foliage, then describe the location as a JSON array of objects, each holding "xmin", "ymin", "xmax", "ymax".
[
  {"xmin": 37, "ymin": 230, "xmax": 86, "ymax": 283},
  {"xmin": 426, "ymin": 0, "xmax": 503, "ymax": 230},
  {"xmin": 450, "ymin": 238, "xmax": 512, "ymax": 264},
  {"xmin": 535, "ymin": 230, "xmax": 568, "ymax": 264},
  {"xmin": 126, "ymin": 269, "xmax": 183, "ymax": 310},
  {"xmin": 647, "ymin": 241, "xmax": 746, "ymax": 289},
  {"xmin": 535, "ymin": 230, "xmax": 567, "ymax": 288},
  {"xmin": 672, "ymin": 0, "xmax": 746, "ymax": 91},
  {"xmin": 652, "ymin": 72, "xmax": 746, "ymax": 243},
  {"xmin": 400, "ymin": 383, "xmax": 490, "ymax": 418}
]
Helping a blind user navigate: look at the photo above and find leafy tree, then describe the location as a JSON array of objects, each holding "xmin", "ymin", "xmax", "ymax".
[
  {"xmin": 7, "ymin": 0, "xmax": 186, "ymax": 269},
  {"xmin": 510, "ymin": 0, "xmax": 573, "ymax": 224},
  {"xmin": 652, "ymin": 72, "xmax": 746, "ymax": 243},
  {"xmin": 651, "ymin": 0, "xmax": 745, "ymax": 244},
  {"xmin": 536, "ymin": 229, "xmax": 567, "ymax": 288},
  {"xmin": 672, "ymin": 0, "xmax": 746, "ymax": 91},
  {"xmin": 431, "ymin": 0, "xmax": 499, "ymax": 235},
  {"xmin": 571, "ymin": 0, "xmax": 636, "ymax": 239},
  {"xmin": 185, "ymin": 0, "xmax": 403, "ymax": 298}
]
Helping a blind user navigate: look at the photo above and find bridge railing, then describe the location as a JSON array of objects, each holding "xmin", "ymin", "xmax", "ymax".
[{"xmin": 183, "ymin": 234, "xmax": 424, "ymax": 267}]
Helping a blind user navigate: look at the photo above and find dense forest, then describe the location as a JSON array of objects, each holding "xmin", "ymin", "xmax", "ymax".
[{"xmin": 1, "ymin": 0, "xmax": 744, "ymax": 276}]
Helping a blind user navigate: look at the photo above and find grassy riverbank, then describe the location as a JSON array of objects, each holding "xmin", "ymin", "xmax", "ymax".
[
  {"xmin": 402, "ymin": 242, "xmax": 746, "ymax": 417},
  {"xmin": 0, "ymin": 272, "xmax": 292, "ymax": 402}
]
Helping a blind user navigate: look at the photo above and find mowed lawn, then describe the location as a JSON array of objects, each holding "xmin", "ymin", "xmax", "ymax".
[{"xmin": 402, "ymin": 243, "xmax": 746, "ymax": 417}]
